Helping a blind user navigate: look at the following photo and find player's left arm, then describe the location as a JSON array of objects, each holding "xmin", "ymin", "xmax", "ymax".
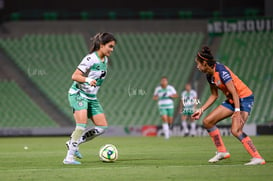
[
  {"xmin": 225, "ymin": 80, "xmax": 244, "ymax": 125},
  {"xmin": 220, "ymin": 67, "xmax": 240, "ymax": 111},
  {"xmin": 153, "ymin": 88, "xmax": 159, "ymax": 101},
  {"xmin": 225, "ymin": 81, "xmax": 240, "ymax": 110}
]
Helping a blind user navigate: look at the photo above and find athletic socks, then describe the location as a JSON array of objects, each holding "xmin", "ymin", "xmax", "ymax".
[
  {"xmin": 190, "ymin": 122, "xmax": 196, "ymax": 136},
  {"xmin": 182, "ymin": 120, "xmax": 189, "ymax": 134},
  {"xmin": 162, "ymin": 123, "xmax": 170, "ymax": 139},
  {"xmin": 78, "ymin": 126, "xmax": 108, "ymax": 144},
  {"xmin": 237, "ymin": 133, "xmax": 262, "ymax": 159},
  {"xmin": 65, "ymin": 125, "xmax": 86, "ymax": 161},
  {"xmin": 71, "ymin": 125, "xmax": 86, "ymax": 143},
  {"xmin": 207, "ymin": 126, "xmax": 227, "ymax": 152}
]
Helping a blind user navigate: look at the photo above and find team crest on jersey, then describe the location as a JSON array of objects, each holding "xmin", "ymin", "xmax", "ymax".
[
  {"xmin": 96, "ymin": 65, "xmax": 100, "ymax": 70},
  {"xmin": 78, "ymin": 101, "xmax": 84, "ymax": 107}
]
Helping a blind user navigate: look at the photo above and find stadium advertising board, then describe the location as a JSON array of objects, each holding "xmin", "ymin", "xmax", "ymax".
[{"xmin": 208, "ymin": 17, "xmax": 273, "ymax": 35}]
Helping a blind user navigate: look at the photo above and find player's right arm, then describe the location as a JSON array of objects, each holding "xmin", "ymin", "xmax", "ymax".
[
  {"xmin": 153, "ymin": 87, "xmax": 159, "ymax": 101},
  {"xmin": 192, "ymin": 84, "xmax": 218, "ymax": 120},
  {"xmin": 72, "ymin": 69, "xmax": 97, "ymax": 86},
  {"xmin": 153, "ymin": 95, "xmax": 158, "ymax": 101},
  {"xmin": 72, "ymin": 55, "xmax": 97, "ymax": 86}
]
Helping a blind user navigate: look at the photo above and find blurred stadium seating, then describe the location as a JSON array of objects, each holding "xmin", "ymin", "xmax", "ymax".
[
  {"xmin": 0, "ymin": 34, "xmax": 87, "ymax": 125},
  {"xmin": 0, "ymin": 80, "xmax": 57, "ymax": 127},
  {"xmin": 198, "ymin": 31, "xmax": 273, "ymax": 125}
]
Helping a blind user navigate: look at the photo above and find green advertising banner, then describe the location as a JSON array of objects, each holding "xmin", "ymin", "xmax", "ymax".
[{"xmin": 208, "ymin": 17, "xmax": 273, "ymax": 35}]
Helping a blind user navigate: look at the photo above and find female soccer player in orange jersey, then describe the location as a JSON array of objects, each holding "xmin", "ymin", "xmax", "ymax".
[{"xmin": 192, "ymin": 46, "xmax": 265, "ymax": 165}]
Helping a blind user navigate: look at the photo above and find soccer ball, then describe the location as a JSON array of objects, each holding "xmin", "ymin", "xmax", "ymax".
[{"xmin": 99, "ymin": 144, "xmax": 118, "ymax": 162}]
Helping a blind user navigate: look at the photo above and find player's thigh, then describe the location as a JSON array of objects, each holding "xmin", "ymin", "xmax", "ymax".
[
  {"xmin": 161, "ymin": 115, "xmax": 169, "ymax": 123},
  {"xmin": 68, "ymin": 93, "xmax": 88, "ymax": 124},
  {"xmin": 88, "ymin": 99, "xmax": 108, "ymax": 126},
  {"xmin": 73, "ymin": 110, "xmax": 88, "ymax": 124},
  {"xmin": 91, "ymin": 113, "xmax": 108, "ymax": 126},
  {"xmin": 181, "ymin": 114, "xmax": 188, "ymax": 121},
  {"xmin": 166, "ymin": 108, "xmax": 174, "ymax": 123},
  {"xmin": 203, "ymin": 105, "xmax": 233, "ymax": 128}
]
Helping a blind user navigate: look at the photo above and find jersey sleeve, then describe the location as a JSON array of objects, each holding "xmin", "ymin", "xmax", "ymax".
[
  {"xmin": 192, "ymin": 90, "xmax": 197, "ymax": 98},
  {"xmin": 218, "ymin": 65, "xmax": 232, "ymax": 84},
  {"xmin": 77, "ymin": 55, "xmax": 94, "ymax": 73},
  {"xmin": 169, "ymin": 86, "xmax": 177, "ymax": 95}
]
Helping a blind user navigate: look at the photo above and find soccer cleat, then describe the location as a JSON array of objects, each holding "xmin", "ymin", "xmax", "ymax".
[
  {"xmin": 244, "ymin": 158, "xmax": 266, "ymax": 166},
  {"xmin": 66, "ymin": 140, "xmax": 83, "ymax": 159},
  {"xmin": 63, "ymin": 159, "xmax": 81, "ymax": 165},
  {"xmin": 208, "ymin": 152, "xmax": 231, "ymax": 163}
]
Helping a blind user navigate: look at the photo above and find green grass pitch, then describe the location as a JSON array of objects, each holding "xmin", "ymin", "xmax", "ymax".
[{"xmin": 0, "ymin": 136, "xmax": 272, "ymax": 181}]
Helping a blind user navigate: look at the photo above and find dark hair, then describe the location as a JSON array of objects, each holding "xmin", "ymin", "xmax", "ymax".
[
  {"xmin": 161, "ymin": 76, "xmax": 168, "ymax": 80},
  {"xmin": 89, "ymin": 32, "xmax": 117, "ymax": 53},
  {"xmin": 196, "ymin": 46, "xmax": 215, "ymax": 67}
]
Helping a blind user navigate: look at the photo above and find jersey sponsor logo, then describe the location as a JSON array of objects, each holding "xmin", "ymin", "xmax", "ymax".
[
  {"xmin": 100, "ymin": 70, "xmax": 106, "ymax": 79},
  {"xmin": 96, "ymin": 65, "xmax": 100, "ymax": 70},
  {"xmin": 221, "ymin": 71, "xmax": 231, "ymax": 81}
]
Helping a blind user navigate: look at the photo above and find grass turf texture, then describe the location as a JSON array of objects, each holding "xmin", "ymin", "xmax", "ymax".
[{"xmin": 0, "ymin": 136, "xmax": 272, "ymax": 181}]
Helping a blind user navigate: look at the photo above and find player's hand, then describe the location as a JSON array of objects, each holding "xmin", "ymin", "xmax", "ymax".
[
  {"xmin": 191, "ymin": 108, "xmax": 203, "ymax": 120},
  {"xmin": 232, "ymin": 111, "xmax": 244, "ymax": 127},
  {"xmin": 86, "ymin": 78, "xmax": 97, "ymax": 86},
  {"xmin": 90, "ymin": 79, "xmax": 97, "ymax": 86}
]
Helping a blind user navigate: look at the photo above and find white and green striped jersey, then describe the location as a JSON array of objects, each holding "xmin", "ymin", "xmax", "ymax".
[
  {"xmin": 153, "ymin": 85, "xmax": 177, "ymax": 109},
  {"xmin": 181, "ymin": 90, "xmax": 197, "ymax": 108},
  {"xmin": 69, "ymin": 52, "xmax": 108, "ymax": 100}
]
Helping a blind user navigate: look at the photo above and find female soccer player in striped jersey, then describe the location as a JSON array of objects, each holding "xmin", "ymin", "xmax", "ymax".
[
  {"xmin": 192, "ymin": 46, "xmax": 265, "ymax": 165},
  {"xmin": 63, "ymin": 32, "xmax": 117, "ymax": 164},
  {"xmin": 153, "ymin": 77, "xmax": 178, "ymax": 139}
]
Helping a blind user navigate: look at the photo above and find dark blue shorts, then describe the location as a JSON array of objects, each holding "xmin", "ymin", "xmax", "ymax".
[{"xmin": 221, "ymin": 95, "xmax": 254, "ymax": 113}]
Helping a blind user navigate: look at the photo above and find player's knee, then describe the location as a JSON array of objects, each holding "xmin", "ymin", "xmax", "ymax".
[
  {"xmin": 230, "ymin": 127, "xmax": 241, "ymax": 137},
  {"xmin": 203, "ymin": 118, "xmax": 215, "ymax": 129},
  {"xmin": 202, "ymin": 118, "xmax": 213, "ymax": 129}
]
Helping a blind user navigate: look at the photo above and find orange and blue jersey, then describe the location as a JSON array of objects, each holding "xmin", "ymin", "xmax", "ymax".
[{"xmin": 206, "ymin": 62, "xmax": 252, "ymax": 104}]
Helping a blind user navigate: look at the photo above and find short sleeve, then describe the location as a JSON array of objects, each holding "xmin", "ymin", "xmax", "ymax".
[
  {"xmin": 170, "ymin": 86, "xmax": 177, "ymax": 95},
  {"xmin": 219, "ymin": 68, "xmax": 232, "ymax": 84},
  {"xmin": 77, "ymin": 55, "xmax": 94, "ymax": 73},
  {"xmin": 192, "ymin": 90, "xmax": 197, "ymax": 98}
]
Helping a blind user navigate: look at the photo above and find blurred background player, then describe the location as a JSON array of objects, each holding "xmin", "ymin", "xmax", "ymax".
[
  {"xmin": 192, "ymin": 46, "xmax": 265, "ymax": 165},
  {"xmin": 179, "ymin": 83, "xmax": 198, "ymax": 136},
  {"xmin": 63, "ymin": 32, "xmax": 117, "ymax": 164},
  {"xmin": 153, "ymin": 77, "xmax": 178, "ymax": 139}
]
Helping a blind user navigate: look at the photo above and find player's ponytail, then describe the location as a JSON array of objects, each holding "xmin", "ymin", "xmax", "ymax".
[
  {"xmin": 196, "ymin": 46, "xmax": 216, "ymax": 68},
  {"xmin": 89, "ymin": 32, "xmax": 117, "ymax": 53}
]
